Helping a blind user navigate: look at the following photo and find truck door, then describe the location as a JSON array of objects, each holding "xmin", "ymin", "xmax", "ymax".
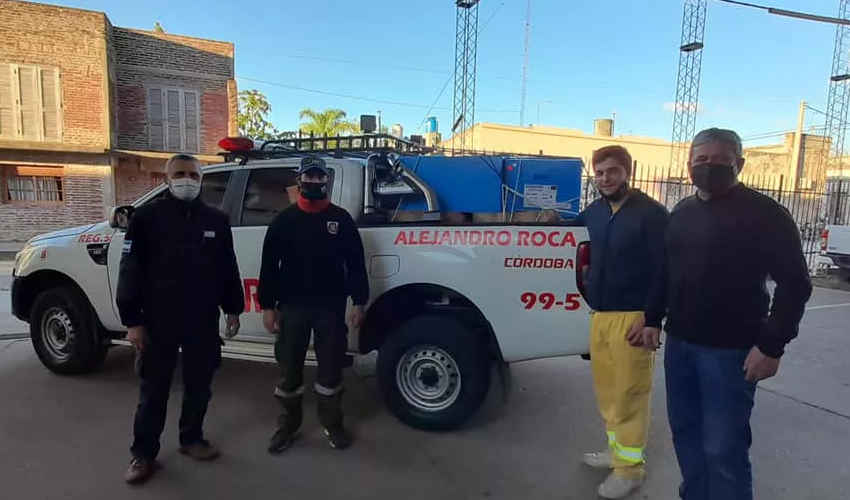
[
  {"xmin": 105, "ymin": 171, "xmax": 233, "ymax": 329},
  {"xmin": 230, "ymin": 166, "xmax": 342, "ymax": 342}
]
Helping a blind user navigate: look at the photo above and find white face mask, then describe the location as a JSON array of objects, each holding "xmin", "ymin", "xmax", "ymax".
[{"xmin": 168, "ymin": 177, "xmax": 201, "ymax": 201}]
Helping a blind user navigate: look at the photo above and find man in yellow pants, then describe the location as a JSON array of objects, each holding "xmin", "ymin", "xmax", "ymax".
[{"xmin": 575, "ymin": 145, "xmax": 669, "ymax": 498}]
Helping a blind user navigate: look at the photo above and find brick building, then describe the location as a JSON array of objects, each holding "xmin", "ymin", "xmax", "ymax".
[{"xmin": 0, "ymin": 0, "xmax": 237, "ymax": 242}]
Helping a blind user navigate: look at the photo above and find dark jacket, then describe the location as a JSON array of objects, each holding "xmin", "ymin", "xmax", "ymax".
[
  {"xmin": 576, "ymin": 189, "xmax": 669, "ymax": 326},
  {"xmin": 117, "ymin": 193, "xmax": 244, "ymax": 338},
  {"xmin": 657, "ymin": 184, "xmax": 812, "ymax": 357},
  {"xmin": 257, "ymin": 203, "xmax": 369, "ymax": 311}
]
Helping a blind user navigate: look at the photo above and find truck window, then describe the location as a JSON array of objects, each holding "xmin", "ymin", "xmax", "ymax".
[
  {"xmin": 238, "ymin": 167, "xmax": 334, "ymax": 226},
  {"xmin": 199, "ymin": 171, "xmax": 231, "ymax": 209}
]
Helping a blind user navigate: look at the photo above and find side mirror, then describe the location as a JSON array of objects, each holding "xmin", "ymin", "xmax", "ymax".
[{"xmin": 109, "ymin": 205, "xmax": 135, "ymax": 230}]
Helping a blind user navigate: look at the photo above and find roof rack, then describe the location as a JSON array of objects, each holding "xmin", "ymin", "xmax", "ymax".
[{"xmin": 217, "ymin": 132, "xmax": 583, "ymax": 164}]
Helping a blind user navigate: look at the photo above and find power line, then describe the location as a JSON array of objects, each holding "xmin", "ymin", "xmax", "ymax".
[
  {"xmin": 236, "ymin": 75, "xmax": 518, "ymax": 113},
  {"xmin": 716, "ymin": 0, "xmax": 850, "ymax": 26}
]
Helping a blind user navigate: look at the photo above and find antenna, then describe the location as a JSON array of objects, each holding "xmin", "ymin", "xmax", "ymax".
[{"xmin": 520, "ymin": 0, "xmax": 531, "ymax": 127}]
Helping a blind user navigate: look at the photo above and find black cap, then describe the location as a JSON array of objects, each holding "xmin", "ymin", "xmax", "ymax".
[{"xmin": 297, "ymin": 156, "xmax": 329, "ymax": 176}]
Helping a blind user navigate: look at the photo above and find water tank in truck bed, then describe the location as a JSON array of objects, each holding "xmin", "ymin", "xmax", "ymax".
[{"xmin": 397, "ymin": 155, "xmax": 583, "ymax": 217}]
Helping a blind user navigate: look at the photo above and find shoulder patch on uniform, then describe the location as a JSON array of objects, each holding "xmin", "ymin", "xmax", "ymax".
[
  {"xmin": 122, "ymin": 240, "xmax": 132, "ymax": 254},
  {"xmin": 327, "ymin": 221, "xmax": 339, "ymax": 235},
  {"xmin": 204, "ymin": 230, "xmax": 216, "ymax": 238}
]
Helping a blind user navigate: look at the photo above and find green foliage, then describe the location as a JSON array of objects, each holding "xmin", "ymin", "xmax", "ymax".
[{"xmin": 237, "ymin": 90, "xmax": 287, "ymax": 140}]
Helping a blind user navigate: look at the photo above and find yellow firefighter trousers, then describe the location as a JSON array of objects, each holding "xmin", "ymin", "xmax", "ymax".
[{"xmin": 590, "ymin": 311, "xmax": 655, "ymax": 478}]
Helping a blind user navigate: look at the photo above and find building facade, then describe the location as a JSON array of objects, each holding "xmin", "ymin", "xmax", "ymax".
[{"xmin": 0, "ymin": 0, "xmax": 237, "ymax": 242}]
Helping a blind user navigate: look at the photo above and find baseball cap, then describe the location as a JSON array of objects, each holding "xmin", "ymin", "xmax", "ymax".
[{"xmin": 297, "ymin": 156, "xmax": 329, "ymax": 176}]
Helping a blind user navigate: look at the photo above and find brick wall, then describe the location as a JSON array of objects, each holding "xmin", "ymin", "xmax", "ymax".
[
  {"xmin": 0, "ymin": 152, "xmax": 111, "ymax": 242},
  {"xmin": 0, "ymin": 0, "xmax": 109, "ymax": 148},
  {"xmin": 114, "ymin": 157, "xmax": 165, "ymax": 205},
  {"xmin": 111, "ymin": 27, "xmax": 236, "ymax": 155}
]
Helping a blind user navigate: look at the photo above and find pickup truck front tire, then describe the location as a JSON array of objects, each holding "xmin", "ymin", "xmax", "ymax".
[
  {"xmin": 30, "ymin": 287, "xmax": 107, "ymax": 375},
  {"xmin": 377, "ymin": 315, "xmax": 490, "ymax": 431}
]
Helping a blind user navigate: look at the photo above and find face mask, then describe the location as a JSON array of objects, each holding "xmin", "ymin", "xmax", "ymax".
[
  {"xmin": 602, "ymin": 183, "xmax": 629, "ymax": 202},
  {"xmin": 169, "ymin": 178, "xmax": 201, "ymax": 201},
  {"xmin": 301, "ymin": 181, "xmax": 328, "ymax": 200},
  {"xmin": 691, "ymin": 163, "xmax": 738, "ymax": 194}
]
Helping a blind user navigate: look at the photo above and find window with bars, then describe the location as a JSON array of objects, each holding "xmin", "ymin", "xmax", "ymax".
[
  {"xmin": 0, "ymin": 63, "xmax": 62, "ymax": 142},
  {"xmin": 2, "ymin": 166, "xmax": 64, "ymax": 203},
  {"xmin": 147, "ymin": 87, "xmax": 200, "ymax": 153}
]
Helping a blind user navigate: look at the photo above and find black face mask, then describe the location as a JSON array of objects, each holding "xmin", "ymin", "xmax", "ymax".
[
  {"xmin": 602, "ymin": 183, "xmax": 630, "ymax": 202},
  {"xmin": 691, "ymin": 163, "xmax": 738, "ymax": 194},
  {"xmin": 300, "ymin": 181, "xmax": 328, "ymax": 200}
]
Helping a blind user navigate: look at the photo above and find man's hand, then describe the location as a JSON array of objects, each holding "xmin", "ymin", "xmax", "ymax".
[
  {"xmin": 127, "ymin": 326, "xmax": 146, "ymax": 352},
  {"xmin": 348, "ymin": 305, "xmax": 365, "ymax": 329},
  {"xmin": 224, "ymin": 314, "xmax": 240, "ymax": 338},
  {"xmin": 625, "ymin": 315, "xmax": 645, "ymax": 347},
  {"xmin": 641, "ymin": 327, "xmax": 661, "ymax": 351},
  {"xmin": 743, "ymin": 346, "xmax": 780, "ymax": 382},
  {"xmin": 262, "ymin": 309, "xmax": 280, "ymax": 334}
]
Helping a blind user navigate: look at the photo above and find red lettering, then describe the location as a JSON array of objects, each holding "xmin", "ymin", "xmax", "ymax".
[
  {"xmin": 533, "ymin": 258, "xmax": 544, "ymax": 267},
  {"xmin": 518, "ymin": 231, "xmax": 531, "ymax": 246},
  {"xmin": 497, "ymin": 231, "xmax": 511, "ymax": 246},
  {"xmin": 394, "ymin": 231, "xmax": 407, "ymax": 245},
  {"xmin": 504, "ymin": 258, "xmax": 513, "ymax": 268},
  {"xmin": 561, "ymin": 231, "xmax": 577, "ymax": 248},
  {"xmin": 469, "ymin": 231, "xmax": 482, "ymax": 245},
  {"xmin": 548, "ymin": 231, "xmax": 560, "ymax": 247},
  {"xmin": 453, "ymin": 230, "xmax": 468, "ymax": 245},
  {"xmin": 523, "ymin": 258, "xmax": 533, "ymax": 267},
  {"xmin": 531, "ymin": 231, "xmax": 547, "ymax": 247},
  {"xmin": 484, "ymin": 230, "xmax": 496, "ymax": 246},
  {"xmin": 439, "ymin": 231, "xmax": 452, "ymax": 245},
  {"xmin": 543, "ymin": 258, "xmax": 554, "ymax": 268},
  {"xmin": 554, "ymin": 258, "xmax": 564, "ymax": 269},
  {"xmin": 566, "ymin": 259, "xmax": 574, "ymax": 269},
  {"xmin": 408, "ymin": 230, "xmax": 419, "ymax": 245},
  {"xmin": 513, "ymin": 258, "xmax": 523, "ymax": 267},
  {"xmin": 564, "ymin": 293, "xmax": 582, "ymax": 311},
  {"xmin": 243, "ymin": 278, "xmax": 260, "ymax": 313},
  {"xmin": 420, "ymin": 231, "xmax": 433, "ymax": 245}
]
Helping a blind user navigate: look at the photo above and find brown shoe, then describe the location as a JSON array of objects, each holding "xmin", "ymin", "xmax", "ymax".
[
  {"xmin": 179, "ymin": 440, "xmax": 220, "ymax": 461},
  {"xmin": 124, "ymin": 457, "xmax": 156, "ymax": 484}
]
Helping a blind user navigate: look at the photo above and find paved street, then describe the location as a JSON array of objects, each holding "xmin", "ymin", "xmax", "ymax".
[{"xmin": 0, "ymin": 277, "xmax": 848, "ymax": 499}]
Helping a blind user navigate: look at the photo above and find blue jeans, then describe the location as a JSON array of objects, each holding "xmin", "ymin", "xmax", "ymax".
[{"xmin": 664, "ymin": 335, "xmax": 757, "ymax": 500}]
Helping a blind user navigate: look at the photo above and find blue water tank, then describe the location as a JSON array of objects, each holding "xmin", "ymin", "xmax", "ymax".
[
  {"xmin": 502, "ymin": 157, "xmax": 583, "ymax": 216},
  {"xmin": 426, "ymin": 116, "xmax": 438, "ymax": 133},
  {"xmin": 398, "ymin": 156, "xmax": 503, "ymax": 212}
]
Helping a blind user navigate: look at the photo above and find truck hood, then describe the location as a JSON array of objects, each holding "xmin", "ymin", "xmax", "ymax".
[{"xmin": 29, "ymin": 222, "xmax": 101, "ymax": 243}]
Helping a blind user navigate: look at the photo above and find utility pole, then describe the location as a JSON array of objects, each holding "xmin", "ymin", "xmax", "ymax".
[
  {"xmin": 520, "ymin": 0, "xmax": 532, "ymax": 127},
  {"xmin": 791, "ymin": 100, "xmax": 806, "ymax": 189}
]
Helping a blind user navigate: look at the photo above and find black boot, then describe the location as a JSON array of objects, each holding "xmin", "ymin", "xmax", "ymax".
[
  {"xmin": 268, "ymin": 393, "xmax": 302, "ymax": 454},
  {"xmin": 317, "ymin": 390, "xmax": 351, "ymax": 450}
]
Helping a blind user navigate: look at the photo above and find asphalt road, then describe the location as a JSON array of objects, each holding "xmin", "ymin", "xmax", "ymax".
[{"xmin": 0, "ymin": 281, "xmax": 848, "ymax": 499}]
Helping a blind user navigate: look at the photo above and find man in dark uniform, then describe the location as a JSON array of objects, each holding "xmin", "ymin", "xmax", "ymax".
[
  {"xmin": 258, "ymin": 156, "xmax": 369, "ymax": 453},
  {"xmin": 118, "ymin": 154, "xmax": 244, "ymax": 484}
]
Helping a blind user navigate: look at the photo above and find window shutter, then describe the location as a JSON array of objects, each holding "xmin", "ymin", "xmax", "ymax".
[
  {"xmin": 0, "ymin": 64, "xmax": 13, "ymax": 137},
  {"xmin": 17, "ymin": 66, "xmax": 39, "ymax": 140},
  {"xmin": 40, "ymin": 68, "xmax": 60, "ymax": 141},
  {"xmin": 184, "ymin": 91, "xmax": 198, "ymax": 153},
  {"xmin": 148, "ymin": 88, "xmax": 164, "ymax": 150},
  {"xmin": 166, "ymin": 89, "xmax": 181, "ymax": 151}
]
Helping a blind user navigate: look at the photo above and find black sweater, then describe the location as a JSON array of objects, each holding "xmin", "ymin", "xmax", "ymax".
[
  {"xmin": 576, "ymin": 190, "xmax": 669, "ymax": 326},
  {"xmin": 652, "ymin": 184, "xmax": 812, "ymax": 357},
  {"xmin": 258, "ymin": 203, "xmax": 369, "ymax": 310}
]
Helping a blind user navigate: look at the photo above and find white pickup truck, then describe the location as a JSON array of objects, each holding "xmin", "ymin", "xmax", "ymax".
[
  {"xmin": 822, "ymin": 225, "xmax": 850, "ymax": 280},
  {"xmin": 11, "ymin": 144, "xmax": 591, "ymax": 430}
]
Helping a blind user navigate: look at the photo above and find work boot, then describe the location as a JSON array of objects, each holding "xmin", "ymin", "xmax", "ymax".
[
  {"xmin": 124, "ymin": 456, "xmax": 157, "ymax": 484},
  {"xmin": 597, "ymin": 471, "xmax": 645, "ymax": 499},
  {"xmin": 582, "ymin": 449, "xmax": 612, "ymax": 469},
  {"xmin": 268, "ymin": 393, "xmax": 302, "ymax": 454},
  {"xmin": 179, "ymin": 440, "xmax": 220, "ymax": 461},
  {"xmin": 317, "ymin": 389, "xmax": 351, "ymax": 450}
]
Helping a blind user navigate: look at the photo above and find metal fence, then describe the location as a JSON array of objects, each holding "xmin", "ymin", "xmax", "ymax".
[{"xmin": 579, "ymin": 165, "xmax": 850, "ymax": 274}]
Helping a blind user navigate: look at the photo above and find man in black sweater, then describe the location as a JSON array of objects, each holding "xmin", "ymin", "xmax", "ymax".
[
  {"xmin": 258, "ymin": 156, "xmax": 369, "ymax": 453},
  {"xmin": 651, "ymin": 128, "xmax": 812, "ymax": 500}
]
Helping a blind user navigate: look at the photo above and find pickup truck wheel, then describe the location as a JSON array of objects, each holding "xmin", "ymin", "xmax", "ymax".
[
  {"xmin": 378, "ymin": 315, "xmax": 490, "ymax": 431},
  {"xmin": 30, "ymin": 287, "xmax": 106, "ymax": 375}
]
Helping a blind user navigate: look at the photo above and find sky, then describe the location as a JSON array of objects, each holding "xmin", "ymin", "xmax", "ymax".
[{"xmin": 42, "ymin": 0, "xmax": 844, "ymax": 145}]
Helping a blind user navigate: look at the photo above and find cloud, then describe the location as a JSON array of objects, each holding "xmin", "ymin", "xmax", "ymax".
[{"xmin": 663, "ymin": 101, "xmax": 704, "ymax": 113}]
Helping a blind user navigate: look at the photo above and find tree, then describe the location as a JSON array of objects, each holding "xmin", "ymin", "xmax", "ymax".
[
  {"xmin": 298, "ymin": 108, "xmax": 360, "ymax": 137},
  {"xmin": 237, "ymin": 90, "xmax": 284, "ymax": 140},
  {"xmin": 153, "ymin": 22, "xmax": 165, "ymax": 33}
]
